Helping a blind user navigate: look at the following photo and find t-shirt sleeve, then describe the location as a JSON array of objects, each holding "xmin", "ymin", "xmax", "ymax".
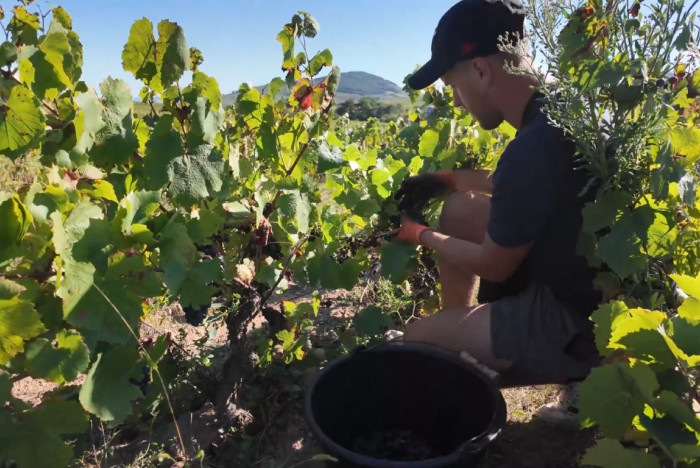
[{"xmin": 487, "ymin": 135, "xmax": 561, "ymax": 248}]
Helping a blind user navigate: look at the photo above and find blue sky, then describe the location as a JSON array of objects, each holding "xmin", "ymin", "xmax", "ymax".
[{"xmin": 44, "ymin": 0, "xmax": 458, "ymax": 96}]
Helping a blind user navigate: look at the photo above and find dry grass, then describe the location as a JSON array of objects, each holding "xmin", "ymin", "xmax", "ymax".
[{"xmin": 0, "ymin": 153, "xmax": 41, "ymax": 194}]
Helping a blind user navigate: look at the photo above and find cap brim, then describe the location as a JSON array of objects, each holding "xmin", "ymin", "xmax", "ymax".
[{"xmin": 407, "ymin": 58, "xmax": 448, "ymax": 90}]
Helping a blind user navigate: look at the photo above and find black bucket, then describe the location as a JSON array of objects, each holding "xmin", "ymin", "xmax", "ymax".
[{"xmin": 304, "ymin": 343, "xmax": 506, "ymax": 467}]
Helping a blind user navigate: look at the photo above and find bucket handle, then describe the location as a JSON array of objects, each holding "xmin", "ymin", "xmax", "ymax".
[{"xmin": 457, "ymin": 391, "xmax": 507, "ymax": 457}]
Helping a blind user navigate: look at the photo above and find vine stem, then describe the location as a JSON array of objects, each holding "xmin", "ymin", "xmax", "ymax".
[
  {"xmin": 265, "ymin": 98, "xmax": 335, "ymax": 216},
  {"xmin": 92, "ymin": 284, "xmax": 188, "ymax": 461},
  {"xmin": 285, "ymin": 99, "xmax": 334, "ymax": 177},
  {"xmin": 259, "ymin": 234, "xmax": 310, "ymax": 310}
]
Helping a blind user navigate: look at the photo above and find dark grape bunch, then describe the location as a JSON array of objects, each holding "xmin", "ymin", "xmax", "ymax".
[
  {"xmin": 333, "ymin": 228, "xmax": 395, "ymax": 264},
  {"xmin": 183, "ymin": 304, "xmax": 208, "ymax": 326},
  {"xmin": 129, "ymin": 365, "xmax": 151, "ymax": 396},
  {"xmin": 408, "ymin": 248, "xmax": 439, "ymax": 301}
]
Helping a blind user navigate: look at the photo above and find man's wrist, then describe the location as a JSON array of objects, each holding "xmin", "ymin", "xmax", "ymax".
[{"xmin": 417, "ymin": 226, "xmax": 439, "ymax": 245}]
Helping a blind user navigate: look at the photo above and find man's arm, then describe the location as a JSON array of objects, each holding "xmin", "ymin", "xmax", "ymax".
[
  {"xmin": 419, "ymin": 229, "xmax": 530, "ymax": 282},
  {"xmin": 452, "ymin": 169, "xmax": 493, "ymax": 195}
]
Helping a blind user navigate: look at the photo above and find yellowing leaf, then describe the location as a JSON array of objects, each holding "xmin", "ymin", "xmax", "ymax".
[
  {"xmin": 0, "ymin": 297, "xmax": 47, "ymax": 365},
  {"xmin": 669, "ymin": 126, "xmax": 700, "ymax": 164}
]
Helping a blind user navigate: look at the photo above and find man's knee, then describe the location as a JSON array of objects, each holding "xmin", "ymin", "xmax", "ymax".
[{"xmin": 439, "ymin": 192, "xmax": 489, "ymax": 243}]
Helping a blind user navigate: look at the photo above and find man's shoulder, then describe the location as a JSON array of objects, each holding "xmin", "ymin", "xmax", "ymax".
[{"xmin": 501, "ymin": 112, "xmax": 573, "ymax": 164}]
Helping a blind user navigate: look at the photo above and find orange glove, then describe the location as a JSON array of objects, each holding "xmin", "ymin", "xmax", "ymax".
[{"xmin": 393, "ymin": 216, "xmax": 437, "ymax": 245}]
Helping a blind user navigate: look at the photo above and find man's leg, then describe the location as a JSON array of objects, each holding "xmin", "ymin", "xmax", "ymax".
[
  {"xmin": 403, "ymin": 302, "xmax": 513, "ymax": 374},
  {"xmin": 437, "ymin": 192, "xmax": 490, "ymax": 309}
]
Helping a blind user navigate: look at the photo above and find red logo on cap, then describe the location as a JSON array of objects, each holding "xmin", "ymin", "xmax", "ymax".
[{"xmin": 460, "ymin": 42, "xmax": 477, "ymax": 55}]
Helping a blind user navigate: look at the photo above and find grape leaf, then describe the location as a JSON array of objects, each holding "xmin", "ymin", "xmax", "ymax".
[
  {"xmin": 419, "ymin": 129, "xmax": 440, "ymax": 158},
  {"xmin": 278, "ymin": 190, "xmax": 311, "ymax": 234},
  {"xmin": 167, "ymin": 144, "xmax": 225, "ymax": 206},
  {"xmin": 381, "ymin": 242, "xmax": 416, "ymax": 283},
  {"xmin": 581, "ymin": 191, "xmax": 633, "ymax": 234},
  {"xmin": 0, "ymin": 297, "xmax": 47, "ymax": 365},
  {"xmin": 163, "ymin": 262, "xmax": 187, "ymax": 296},
  {"xmin": 277, "ymin": 26, "xmax": 295, "ymax": 71},
  {"xmin": 0, "ymin": 400, "xmax": 89, "ymax": 468},
  {"xmin": 9, "ymin": 6, "xmax": 40, "ymax": 46},
  {"xmin": 0, "ymin": 41, "xmax": 17, "ymax": 63},
  {"xmin": 578, "ymin": 361, "xmax": 658, "ymax": 438},
  {"xmin": 144, "ymin": 114, "xmax": 182, "ymax": 189},
  {"xmin": 370, "ymin": 167, "xmax": 392, "ymax": 198},
  {"xmin": 326, "ymin": 65, "xmax": 341, "ymax": 95},
  {"xmin": 591, "ymin": 301, "xmax": 629, "ymax": 355},
  {"xmin": 176, "ymin": 259, "xmax": 222, "ymax": 308},
  {"xmin": 119, "ymin": 190, "xmax": 161, "ymax": 236},
  {"xmin": 0, "ymin": 195, "xmax": 33, "ymax": 259},
  {"xmin": 596, "ymin": 213, "xmax": 646, "ymax": 277},
  {"xmin": 187, "ymin": 95, "xmax": 225, "ymax": 145},
  {"xmin": 79, "ymin": 346, "xmax": 142, "ymax": 423},
  {"xmin": 640, "ymin": 413, "xmax": 698, "ymax": 462},
  {"xmin": 670, "ymin": 126, "xmax": 700, "ymax": 164},
  {"xmin": 51, "ymin": 6, "xmax": 72, "ymax": 29},
  {"xmin": 316, "ymin": 140, "xmax": 344, "ymax": 172},
  {"xmin": 609, "ymin": 308, "xmax": 666, "ymax": 344},
  {"xmin": 308, "ymin": 48, "xmax": 332, "ymax": 76},
  {"xmin": 672, "ymin": 317, "xmax": 700, "ymax": 356},
  {"xmin": 268, "ymin": 77, "xmax": 285, "ymax": 97},
  {"xmin": 122, "ymin": 18, "xmax": 157, "ymax": 84},
  {"xmin": 70, "ymin": 88, "xmax": 105, "ymax": 164},
  {"xmin": 307, "ymin": 255, "xmax": 360, "ymax": 290},
  {"xmin": 353, "ymin": 306, "xmax": 393, "ymax": 337},
  {"xmin": 0, "ymin": 374, "xmax": 10, "ymax": 403},
  {"xmin": 121, "ymin": 19, "xmax": 188, "ymax": 93},
  {"xmin": 671, "ymin": 273, "xmax": 700, "ymax": 300},
  {"xmin": 669, "ymin": 444, "xmax": 700, "ymax": 462},
  {"xmin": 0, "ymin": 278, "xmax": 25, "ymax": 300},
  {"xmin": 58, "ymin": 260, "xmax": 144, "ymax": 346},
  {"xmin": 0, "ymin": 85, "xmax": 45, "ymax": 156},
  {"xmin": 644, "ymin": 210, "xmax": 676, "ymax": 258},
  {"xmin": 51, "ymin": 200, "xmax": 110, "ymax": 270},
  {"xmin": 18, "ymin": 45, "xmax": 64, "ymax": 101},
  {"xmin": 581, "ymin": 439, "xmax": 661, "ymax": 468},
  {"xmin": 652, "ymin": 390, "xmax": 700, "ymax": 433},
  {"xmin": 618, "ymin": 329, "xmax": 677, "ymax": 368},
  {"xmin": 158, "ymin": 221, "xmax": 197, "ymax": 268},
  {"xmin": 20, "ymin": 22, "xmax": 80, "ymax": 100},
  {"xmin": 187, "ymin": 208, "xmax": 225, "ymax": 243},
  {"xmin": 184, "ymin": 71, "xmax": 221, "ymax": 110},
  {"xmin": 85, "ymin": 180, "xmax": 119, "ymax": 204},
  {"xmin": 156, "ymin": 20, "xmax": 188, "ymax": 90},
  {"xmin": 24, "ymin": 330, "xmax": 89, "ymax": 384},
  {"xmin": 91, "ymin": 78, "xmax": 139, "ymax": 167}
]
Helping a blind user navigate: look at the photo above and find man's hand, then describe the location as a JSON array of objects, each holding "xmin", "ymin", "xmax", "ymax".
[
  {"xmin": 392, "ymin": 216, "xmax": 437, "ymax": 245},
  {"xmin": 394, "ymin": 171, "xmax": 455, "ymax": 214}
]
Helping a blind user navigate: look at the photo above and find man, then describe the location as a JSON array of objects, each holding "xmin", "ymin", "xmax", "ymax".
[{"xmin": 393, "ymin": 0, "xmax": 603, "ymax": 419}]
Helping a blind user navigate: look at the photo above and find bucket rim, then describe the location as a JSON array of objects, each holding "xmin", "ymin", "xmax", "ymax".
[{"xmin": 303, "ymin": 342, "xmax": 507, "ymax": 467}]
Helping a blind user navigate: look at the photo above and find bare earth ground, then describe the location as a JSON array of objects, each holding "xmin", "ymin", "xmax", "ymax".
[{"xmin": 11, "ymin": 286, "xmax": 597, "ymax": 468}]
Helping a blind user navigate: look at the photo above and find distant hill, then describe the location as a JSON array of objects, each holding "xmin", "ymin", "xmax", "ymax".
[{"xmin": 221, "ymin": 71, "xmax": 409, "ymax": 106}]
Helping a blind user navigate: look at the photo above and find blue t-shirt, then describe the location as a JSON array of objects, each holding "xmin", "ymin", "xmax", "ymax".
[{"xmin": 486, "ymin": 92, "xmax": 601, "ymax": 316}]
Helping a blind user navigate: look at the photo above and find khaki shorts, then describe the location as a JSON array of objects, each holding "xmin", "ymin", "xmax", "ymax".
[{"xmin": 490, "ymin": 282, "xmax": 601, "ymax": 387}]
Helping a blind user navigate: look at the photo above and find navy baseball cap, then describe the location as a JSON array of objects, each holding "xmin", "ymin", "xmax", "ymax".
[{"xmin": 407, "ymin": 0, "xmax": 526, "ymax": 90}]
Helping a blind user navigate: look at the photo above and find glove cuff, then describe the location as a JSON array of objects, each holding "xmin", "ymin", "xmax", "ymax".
[
  {"xmin": 413, "ymin": 225, "xmax": 438, "ymax": 245},
  {"xmin": 434, "ymin": 170, "xmax": 456, "ymax": 190}
]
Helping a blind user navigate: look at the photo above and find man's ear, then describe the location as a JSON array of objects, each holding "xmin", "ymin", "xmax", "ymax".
[{"xmin": 471, "ymin": 57, "xmax": 493, "ymax": 87}]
